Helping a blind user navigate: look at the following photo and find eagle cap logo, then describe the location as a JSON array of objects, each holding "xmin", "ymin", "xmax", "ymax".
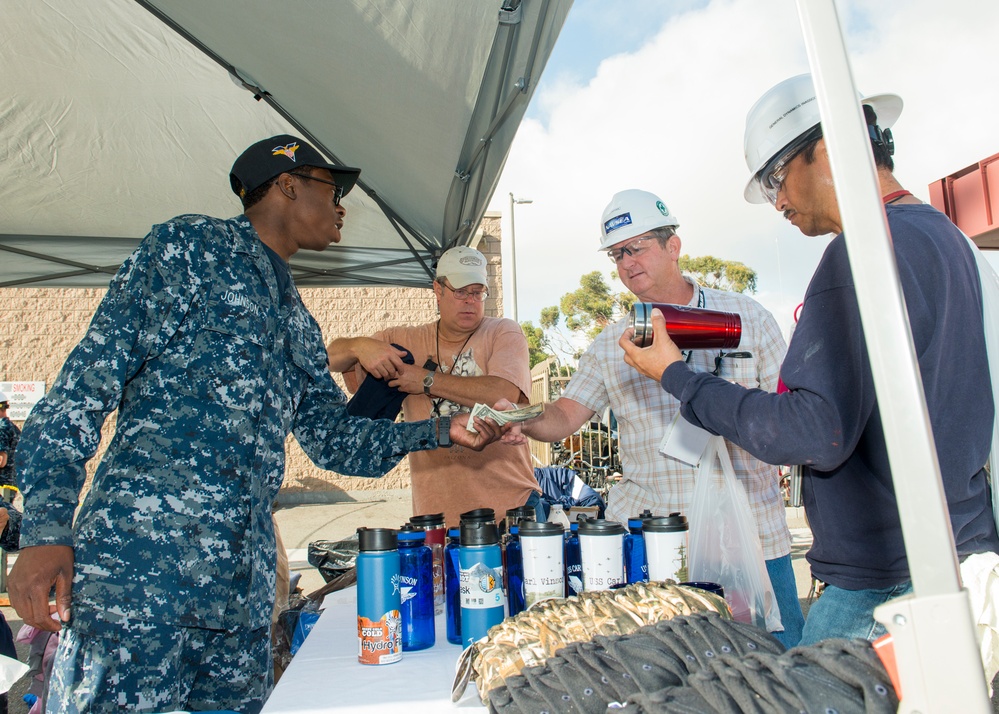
[{"xmin": 272, "ymin": 142, "xmax": 300, "ymax": 162}]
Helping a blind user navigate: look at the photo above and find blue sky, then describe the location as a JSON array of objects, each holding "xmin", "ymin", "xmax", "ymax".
[
  {"xmin": 490, "ymin": 0, "xmax": 999, "ymax": 344},
  {"xmin": 525, "ymin": 0, "xmax": 693, "ymax": 110}
]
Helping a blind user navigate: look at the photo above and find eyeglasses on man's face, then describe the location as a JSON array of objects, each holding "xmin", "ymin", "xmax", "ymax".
[
  {"xmin": 757, "ymin": 127, "xmax": 823, "ymax": 206},
  {"xmin": 292, "ymin": 172, "xmax": 344, "ymax": 206},
  {"xmin": 606, "ymin": 237, "xmax": 656, "ymax": 264},
  {"xmin": 441, "ymin": 282, "xmax": 488, "ymax": 302}
]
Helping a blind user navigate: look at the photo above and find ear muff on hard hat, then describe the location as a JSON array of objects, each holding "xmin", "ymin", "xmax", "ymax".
[{"xmin": 742, "ymin": 73, "xmax": 902, "ymax": 204}]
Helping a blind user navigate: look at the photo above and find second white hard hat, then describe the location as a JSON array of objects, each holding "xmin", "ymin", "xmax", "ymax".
[
  {"xmin": 598, "ymin": 189, "xmax": 680, "ymax": 251},
  {"xmin": 742, "ymin": 73, "xmax": 903, "ymax": 203}
]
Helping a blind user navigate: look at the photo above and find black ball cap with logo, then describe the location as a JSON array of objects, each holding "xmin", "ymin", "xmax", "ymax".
[{"xmin": 229, "ymin": 134, "xmax": 361, "ymax": 199}]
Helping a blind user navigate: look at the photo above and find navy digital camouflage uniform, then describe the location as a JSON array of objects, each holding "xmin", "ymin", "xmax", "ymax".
[
  {"xmin": 0, "ymin": 415, "xmax": 18, "ymax": 488},
  {"xmin": 18, "ymin": 215, "xmax": 442, "ymax": 712}
]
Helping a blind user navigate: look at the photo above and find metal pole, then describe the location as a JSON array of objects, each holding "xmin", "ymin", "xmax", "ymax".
[
  {"xmin": 795, "ymin": 1, "xmax": 989, "ymax": 711},
  {"xmin": 508, "ymin": 193, "xmax": 533, "ymax": 323}
]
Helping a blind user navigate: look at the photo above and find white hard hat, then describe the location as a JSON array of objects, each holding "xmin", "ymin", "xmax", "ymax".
[
  {"xmin": 598, "ymin": 189, "xmax": 679, "ymax": 251},
  {"xmin": 742, "ymin": 73, "xmax": 903, "ymax": 203},
  {"xmin": 0, "ymin": 391, "xmax": 8, "ymax": 403}
]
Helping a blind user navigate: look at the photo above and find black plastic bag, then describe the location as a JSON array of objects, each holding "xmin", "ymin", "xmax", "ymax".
[{"xmin": 308, "ymin": 534, "xmax": 360, "ymax": 583}]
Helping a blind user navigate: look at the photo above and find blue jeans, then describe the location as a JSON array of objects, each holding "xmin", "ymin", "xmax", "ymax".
[
  {"xmin": 525, "ymin": 490, "xmax": 549, "ymax": 523},
  {"xmin": 799, "ymin": 580, "xmax": 914, "ymax": 645},
  {"xmin": 766, "ymin": 554, "xmax": 805, "ymax": 648}
]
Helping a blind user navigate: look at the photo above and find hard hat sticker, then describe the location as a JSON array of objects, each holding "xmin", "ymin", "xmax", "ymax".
[{"xmin": 604, "ymin": 212, "xmax": 633, "ymax": 234}]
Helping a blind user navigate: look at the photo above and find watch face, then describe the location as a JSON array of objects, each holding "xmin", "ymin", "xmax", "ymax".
[{"xmin": 423, "ymin": 373, "xmax": 434, "ymax": 386}]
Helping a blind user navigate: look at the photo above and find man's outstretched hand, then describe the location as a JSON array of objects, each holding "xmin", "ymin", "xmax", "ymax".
[{"xmin": 449, "ymin": 413, "xmax": 509, "ymax": 450}]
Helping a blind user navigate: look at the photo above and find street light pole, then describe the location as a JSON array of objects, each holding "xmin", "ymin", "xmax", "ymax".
[{"xmin": 508, "ymin": 192, "xmax": 533, "ymax": 323}]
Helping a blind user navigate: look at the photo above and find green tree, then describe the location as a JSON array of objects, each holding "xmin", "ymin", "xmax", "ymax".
[
  {"xmin": 521, "ymin": 321, "xmax": 551, "ymax": 369},
  {"xmin": 557, "ymin": 271, "xmax": 626, "ymax": 343},
  {"xmin": 678, "ymin": 255, "xmax": 757, "ymax": 294}
]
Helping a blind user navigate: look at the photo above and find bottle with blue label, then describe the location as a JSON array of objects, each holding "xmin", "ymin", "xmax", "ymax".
[
  {"xmin": 356, "ymin": 527, "xmax": 402, "ymax": 665},
  {"xmin": 624, "ymin": 509, "xmax": 654, "ymax": 584},
  {"xmin": 444, "ymin": 526, "xmax": 463, "ymax": 645},
  {"xmin": 397, "ymin": 524, "xmax": 435, "ymax": 651},
  {"xmin": 563, "ymin": 518, "xmax": 583, "ymax": 597},
  {"xmin": 459, "ymin": 519, "xmax": 505, "ymax": 646}
]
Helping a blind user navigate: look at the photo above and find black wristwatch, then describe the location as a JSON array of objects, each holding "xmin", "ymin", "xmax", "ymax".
[
  {"xmin": 436, "ymin": 415, "xmax": 452, "ymax": 448},
  {"xmin": 423, "ymin": 370, "xmax": 435, "ymax": 396}
]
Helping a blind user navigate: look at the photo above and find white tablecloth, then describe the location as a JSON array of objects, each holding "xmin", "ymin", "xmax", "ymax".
[{"xmin": 262, "ymin": 586, "xmax": 487, "ymax": 712}]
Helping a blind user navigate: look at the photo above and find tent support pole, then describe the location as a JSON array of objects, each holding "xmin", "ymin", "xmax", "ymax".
[{"xmin": 795, "ymin": 1, "xmax": 990, "ymax": 710}]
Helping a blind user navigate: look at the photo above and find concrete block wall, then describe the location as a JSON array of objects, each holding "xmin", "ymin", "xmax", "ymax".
[{"xmin": 0, "ymin": 212, "xmax": 506, "ymax": 501}]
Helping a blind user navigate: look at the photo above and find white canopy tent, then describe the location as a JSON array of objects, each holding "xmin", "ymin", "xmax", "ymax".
[{"xmin": 0, "ymin": 0, "xmax": 570, "ymax": 288}]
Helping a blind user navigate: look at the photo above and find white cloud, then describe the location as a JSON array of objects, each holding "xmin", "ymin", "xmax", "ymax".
[{"xmin": 492, "ymin": 0, "xmax": 999, "ymax": 339}]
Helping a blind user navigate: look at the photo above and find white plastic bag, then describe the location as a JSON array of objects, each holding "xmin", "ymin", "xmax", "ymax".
[{"xmin": 688, "ymin": 436, "xmax": 782, "ymax": 632}]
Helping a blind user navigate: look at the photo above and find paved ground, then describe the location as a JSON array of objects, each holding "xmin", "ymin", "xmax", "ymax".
[{"xmin": 0, "ymin": 491, "xmax": 993, "ymax": 710}]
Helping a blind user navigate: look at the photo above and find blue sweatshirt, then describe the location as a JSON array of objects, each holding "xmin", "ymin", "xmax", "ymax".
[{"xmin": 663, "ymin": 204, "xmax": 999, "ymax": 589}]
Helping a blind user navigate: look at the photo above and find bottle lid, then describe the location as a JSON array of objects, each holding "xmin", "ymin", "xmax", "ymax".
[
  {"xmin": 460, "ymin": 520, "xmax": 499, "ymax": 546},
  {"xmin": 397, "ymin": 524, "xmax": 426, "ymax": 543},
  {"xmin": 506, "ymin": 506, "xmax": 536, "ymax": 522},
  {"xmin": 643, "ymin": 512, "xmax": 688, "ymax": 533},
  {"xmin": 578, "ymin": 518, "xmax": 626, "ymax": 536},
  {"xmin": 505, "ymin": 505, "xmax": 536, "ymax": 532},
  {"xmin": 519, "ymin": 521, "xmax": 564, "ymax": 537},
  {"xmin": 459, "ymin": 507, "xmax": 495, "ymax": 525},
  {"xmin": 628, "ymin": 509, "xmax": 656, "ymax": 529},
  {"xmin": 357, "ymin": 527, "xmax": 398, "ymax": 552},
  {"xmin": 409, "ymin": 512, "xmax": 445, "ymax": 529},
  {"xmin": 446, "ymin": 527, "xmax": 460, "ymax": 538}
]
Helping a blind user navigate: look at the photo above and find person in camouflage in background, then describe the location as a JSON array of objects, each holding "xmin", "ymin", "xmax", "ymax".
[
  {"xmin": 8, "ymin": 135, "xmax": 504, "ymax": 713},
  {"xmin": 0, "ymin": 391, "xmax": 18, "ymax": 489}
]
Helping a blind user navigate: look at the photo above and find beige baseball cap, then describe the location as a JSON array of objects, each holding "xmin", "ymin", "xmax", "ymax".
[{"xmin": 435, "ymin": 246, "xmax": 488, "ymax": 288}]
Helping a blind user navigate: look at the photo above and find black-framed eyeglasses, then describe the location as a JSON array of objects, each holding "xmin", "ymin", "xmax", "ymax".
[
  {"xmin": 291, "ymin": 172, "xmax": 344, "ymax": 206},
  {"xmin": 681, "ymin": 350, "xmax": 752, "ymax": 374},
  {"xmin": 711, "ymin": 351, "xmax": 752, "ymax": 376},
  {"xmin": 441, "ymin": 282, "xmax": 488, "ymax": 302}
]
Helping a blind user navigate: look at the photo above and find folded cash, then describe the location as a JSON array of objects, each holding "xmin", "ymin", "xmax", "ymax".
[{"xmin": 465, "ymin": 402, "xmax": 544, "ymax": 432}]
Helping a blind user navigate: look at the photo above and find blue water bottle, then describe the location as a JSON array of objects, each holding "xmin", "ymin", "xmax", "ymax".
[
  {"xmin": 397, "ymin": 524, "xmax": 435, "ymax": 651},
  {"xmin": 504, "ymin": 526, "xmax": 525, "ymax": 618},
  {"xmin": 503, "ymin": 507, "xmax": 534, "ymax": 618},
  {"xmin": 444, "ymin": 526, "xmax": 462, "ymax": 645},
  {"xmin": 563, "ymin": 519, "xmax": 583, "ymax": 597},
  {"xmin": 624, "ymin": 509, "xmax": 654, "ymax": 584},
  {"xmin": 356, "ymin": 527, "xmax": 402, "ymax": 665},
  {"xmin": 459, "ymin": 520, "xmax": 505, "ymax": 646}
]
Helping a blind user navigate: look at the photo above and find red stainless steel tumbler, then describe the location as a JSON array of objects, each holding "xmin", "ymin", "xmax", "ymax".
[{"xmin": 628, "ymin": 303, "xmax": 742, "ymax": 349}]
